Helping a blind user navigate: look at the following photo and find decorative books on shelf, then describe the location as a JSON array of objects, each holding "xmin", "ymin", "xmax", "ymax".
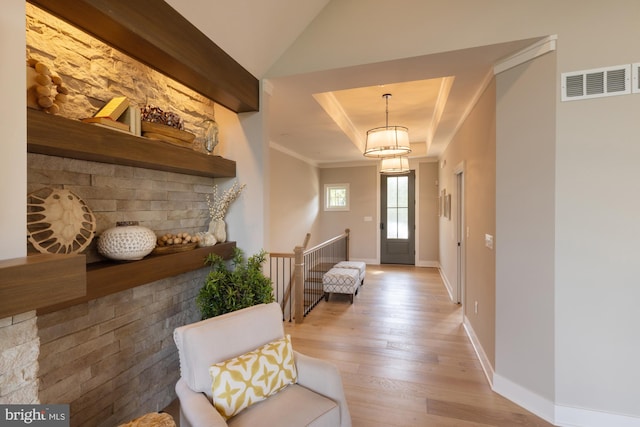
[
  {"xmin": 81, "ymin": 116, "xmax": 130, "ymax": 132},
  {"xmin": 81, "ymin": 98, "xmax": 196, "ymax": 147},
  {"xmin": 94, "ymin": 96, "xmax": 129, "ymax": 120},
  {"xmin": 81, "ymin": 96, "xmax": 141, "ymax": 136}
]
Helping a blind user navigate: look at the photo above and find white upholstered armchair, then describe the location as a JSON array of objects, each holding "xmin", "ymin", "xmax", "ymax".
[{"xmin": 173, "ymin": 302, "xmax": 351, "ymax": 427}]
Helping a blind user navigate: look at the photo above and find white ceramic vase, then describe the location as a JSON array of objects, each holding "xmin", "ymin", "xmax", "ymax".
[
  {"xmin": 97, "ymin": 221, "xmax": 156, "ymax": 261},
  {"xmin": 208, "ymin": 219, "xmax": 227, "ymax": 243}
]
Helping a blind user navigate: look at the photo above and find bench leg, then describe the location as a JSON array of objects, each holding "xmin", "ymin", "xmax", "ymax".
[
  {"xmin": 324, "ymin": 292, "xmax": 329, "ymax": 302},
  {"xmin": 349, "ymin": 294, "xmax": 354, "ymax": 304}
]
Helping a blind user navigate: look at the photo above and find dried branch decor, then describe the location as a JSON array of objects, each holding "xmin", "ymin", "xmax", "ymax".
[{"xmin": 206, "ymin": 181, "xmax": 246, "ymax": 221}]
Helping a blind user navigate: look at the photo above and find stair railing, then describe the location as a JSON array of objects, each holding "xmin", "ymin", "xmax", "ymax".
[
  {"xmin": 293, "ymin": 229, "xmax": 350, "ymax": 323},
  {"xmin": 266, "ymin": 233, "xmax": 310, "ymax": 321}
]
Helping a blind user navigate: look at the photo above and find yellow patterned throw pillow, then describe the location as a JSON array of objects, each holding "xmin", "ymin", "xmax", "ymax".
[{"xmin": 209, "ymin": 335, "xmax": 298, "ymax": 419}]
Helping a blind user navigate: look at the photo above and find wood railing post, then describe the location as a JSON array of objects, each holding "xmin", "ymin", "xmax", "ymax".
[
  {"xmin": 345, "ymin": 228, "xmax": 350, "ymax": 261},
  {"xmin": 293, "ymin": 245, "xmax": 305, "ymax": 324}
]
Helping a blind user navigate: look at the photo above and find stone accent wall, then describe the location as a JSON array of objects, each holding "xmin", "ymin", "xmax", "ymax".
[
  {"xmin": 13, "ymin": 3, "xmax": 233, "ymax": 425},
  {"xmin": 27, "ymin": 153, "xmax": 215, "ymax": 424},
  {"xmin": 27, "ymin": 153, "xmax": 215, "ymax": 263},
  {"xmin": 37, "ymin": 271, "xmax": 204, "ymax": 426},
  {"xmin": 26, "ymin": 3, "xmax": 220, "ymax": 153},
  {"xmin": 0, "ymin": 312, "xmax": 40, "ymax": 404}
]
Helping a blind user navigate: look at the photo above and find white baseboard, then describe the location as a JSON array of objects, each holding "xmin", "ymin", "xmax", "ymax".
[
  {"xmin": 492, "ymin": 373, "xmax": 556, "ymax": 425},
  {"xmin": 349, "ymin": 258, "xmax": 377, "ymax": 265},
  {"xmin": 555, "ymin": 405, "xmax": 640, "ymax": 427},
  {"xmin": 492, "ymin": 374, "xmax": 640, "ymax": 426},
  {"xmin": 438, "ymin": 267, "xmax": 455, "ymax": 302},
  {"xmin": 462, "ymin": 316, "xmax": 494, "ymax": 386},
  {"xmin": 416, "ymin": 260, "xmax": 439, "ymax": 268},
  {"xmin": 456, "ymin": 283, "xmax": 640, "ymax": 427}
]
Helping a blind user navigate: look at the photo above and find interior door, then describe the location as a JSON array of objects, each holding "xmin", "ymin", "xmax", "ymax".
[{"xmin": 380, "ymin": 171, "xmax": 415, "ymax": 264}]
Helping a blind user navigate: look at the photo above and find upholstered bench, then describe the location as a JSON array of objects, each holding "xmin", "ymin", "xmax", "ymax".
[
  {"xmin": 323, "ymin": 267, "xmax": 361, "ymax": 303},
  {"xmin": 334, "ymin": 261, "xmax": 366, "ymax": 286}
]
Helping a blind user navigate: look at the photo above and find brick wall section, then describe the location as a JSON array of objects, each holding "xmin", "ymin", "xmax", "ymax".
[
  {"xmin": 0, "ymin": 312, "xmax": 40, "ymax": 404},
  {"xmin": 37, "ymin": 271, "xmax": 205, "ymax": 426}
]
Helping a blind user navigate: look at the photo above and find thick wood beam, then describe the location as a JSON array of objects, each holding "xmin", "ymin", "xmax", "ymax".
[
  {"xmin": 37, "ymin": 242, "xmax": 236, "ymax": 315},
  {"xmin": 28, "ymin": 0, "xmax": 259, "ymax": 113},
  {"xmin": 0, "ymin": 254, "xmax": 86, "ymax": 318}
]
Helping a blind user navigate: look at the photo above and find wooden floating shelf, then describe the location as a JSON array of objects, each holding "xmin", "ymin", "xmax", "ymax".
[
  {"xmin": 27, "ymin": 109, "xmax": 236, "ymax": 178},
  {"xmin": 37, "ymin": 241, "xmax": 236, "ymax": 315},
  {"xmin": 0, "ymin": 254, "xmax": 86, "ymax": 318}
]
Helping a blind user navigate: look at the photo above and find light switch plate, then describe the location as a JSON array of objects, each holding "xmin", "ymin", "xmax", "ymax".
[{"xmin": 485, "ymin": 234, "xmax": 494, "ymax": 249}]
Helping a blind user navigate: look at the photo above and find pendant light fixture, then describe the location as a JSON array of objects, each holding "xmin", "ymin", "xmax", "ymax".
[
  {"xmin": 363, "ymin": 93, "xmax": 411, "ymax": 158},
  {"xmin": 380, "ymin": 155, "xmax": 410, "ymax": 174}
]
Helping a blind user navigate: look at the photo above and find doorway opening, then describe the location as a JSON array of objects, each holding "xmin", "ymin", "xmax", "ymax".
[{"xmin": 455, "ymin": 167, "xmax": 465, "ymax": 309}]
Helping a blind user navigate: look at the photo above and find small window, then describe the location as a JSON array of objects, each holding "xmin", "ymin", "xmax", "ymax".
[{"xmin": 324, "ymin": 184, "xmax": 350, "ymax": 211}]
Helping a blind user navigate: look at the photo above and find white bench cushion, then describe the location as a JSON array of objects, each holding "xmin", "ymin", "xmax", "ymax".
[
  {"xmin": 333, "ymin": 261, "xmax": 366, "ymax": 282},
  {"xmin": 323, "ymin": 268, "xmax": 360, "ymax": 295}
]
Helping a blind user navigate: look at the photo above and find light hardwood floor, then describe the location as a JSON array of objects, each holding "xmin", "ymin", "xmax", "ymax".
[
  {"xmin": 283, "ymin": 264, "xmax": 554, "ymax": 427},
  {"xmin": 165, "ymin": 264, "xmax": 553, "ymax": 426}
]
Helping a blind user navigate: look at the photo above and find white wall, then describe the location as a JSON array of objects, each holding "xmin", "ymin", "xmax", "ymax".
[
  {"xmin": 417, "ymin": 161, "xmax": 439, "ymax": 266},
  {"xmin": 268, "ymin": 148, "xmax": 320, "ymax": 252},
  {"xmin": 552, "ymin": 4, "xmax": 640, "ymax": 421},
  {"xmin": 216, "ymin": 103, "xmax": 268, "ymax": 257},
  {"xmin": 555, "ymin": 71, "xmax": 640, "ymax": 420},
  {"xmin": 439, "ymin": 79, "xmax": 498, "ymax": 367},
  {"xmin": 0, "ymin": 1, "xmax": 26, "ymax": 261},
  {"xmin": 319, "ymin": 166, "xmax": 377, "ymax": 263},
  {"xmin": 495, "ymin": 52, "xmax": 556, "ymax": 411}
]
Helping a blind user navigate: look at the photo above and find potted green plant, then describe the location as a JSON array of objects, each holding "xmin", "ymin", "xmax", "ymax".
[{"xmin": 196, "ymin": 247, "xmax": 274, "ymax": 319}]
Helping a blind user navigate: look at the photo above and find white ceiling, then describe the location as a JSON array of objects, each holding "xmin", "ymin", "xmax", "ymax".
[{"xmin": 167, "ymin": 0, "xmax": 543, "ymax": 166}]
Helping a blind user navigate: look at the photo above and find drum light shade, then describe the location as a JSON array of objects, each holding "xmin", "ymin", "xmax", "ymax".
[
  {"xmin": 364, "ymin": 94, "xmax": 411, "ymax": 158},
  {"xmin": 380, "ymin": 156, "xmax": 410, "ymax": 174},
  {"xmin": 365, "ymin": 126, "xmax": 410, "ymax": 158}
]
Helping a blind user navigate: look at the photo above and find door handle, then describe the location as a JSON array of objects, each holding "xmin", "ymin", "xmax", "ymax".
[{"xmin": 380, "ymin": 223, "xmax": 384, "ymax": 230}]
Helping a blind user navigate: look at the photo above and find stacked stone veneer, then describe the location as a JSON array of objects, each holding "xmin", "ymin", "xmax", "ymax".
[
  {"xmin": 27, "ymin": 152, "xmax": 216, "ymax": 425},
  {"xmin": 0, "ymin": 312, "xmax": 40, "ymax": 404},
  {"xmin": 3, "ymin": 3, "xmax": 239, "ymax": 425},
  {"xmin": 37, "ymin": 272, "xmax": 204, "ymax": 426},
  {"xmin": 27, "ymin": 154, "xmax": 217, "ymax": 263},
  {"xmin": 26, "ymin": 3, "xmax": 219, "ymax": 151}
]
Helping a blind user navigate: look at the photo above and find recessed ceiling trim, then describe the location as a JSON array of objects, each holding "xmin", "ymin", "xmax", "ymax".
[
  {"xmin": 262, "ymin": 78, "xmax": 274, "ymax": 96},
  {"xmin": 494, "ymin": 35, "xmax": 557, "ymax": 75},
  {"xmin": 426, "ymin": 76, "xmax": 455, "ymax": 153},
  {"xmin": 312, "ymin": 92, "xmax": 365, "ymax": 152},
  {"xmin": 269, "ymin": 140, "xmax": 318, "ymax": 167},
  {"xmin": 434, "ymin": 69, "xmax": 494, "ymax": 157}
]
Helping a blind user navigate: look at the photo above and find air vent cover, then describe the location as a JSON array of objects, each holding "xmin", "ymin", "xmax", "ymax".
[
  {"xmin": 633, "ymin": 63, "xmax": 640, "ymax": 93},
  {"xmin": 561, "ymin": 64, "xmax": 630, "ymax": 101}
]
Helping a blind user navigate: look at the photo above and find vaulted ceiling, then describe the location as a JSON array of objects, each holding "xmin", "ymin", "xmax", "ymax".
[{"xmin": 167, "ymin": 0, "xmax": 544, "ymax": 166}]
